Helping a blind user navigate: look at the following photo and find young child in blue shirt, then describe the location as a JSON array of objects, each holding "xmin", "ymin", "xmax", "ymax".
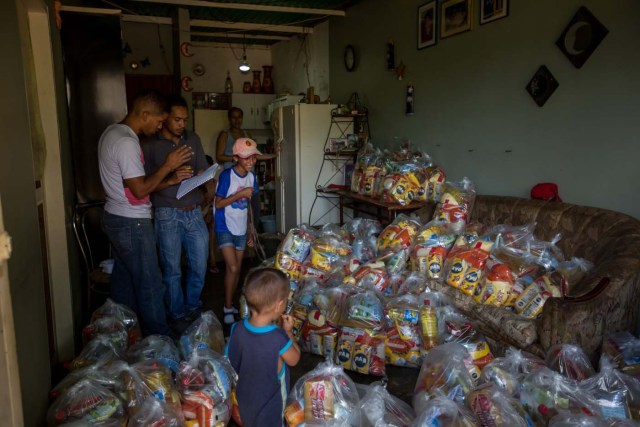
[
  {"xmin": 215, "ymin": 137, "xmax": 260, "ymax": 324},
  {"xmin": 225, "ymin": 268, "xmax": 301, "ymax": 427}
]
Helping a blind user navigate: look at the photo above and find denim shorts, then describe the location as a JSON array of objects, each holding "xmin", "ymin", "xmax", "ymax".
[{"xmin": 216, "ymin": 231, "xmax": 247, "ymax": 251}]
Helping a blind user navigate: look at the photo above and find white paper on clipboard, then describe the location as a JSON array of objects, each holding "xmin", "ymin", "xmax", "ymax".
[{"xmin": 176, "ymin": 164, "xmax": 220, "ymax": 199}]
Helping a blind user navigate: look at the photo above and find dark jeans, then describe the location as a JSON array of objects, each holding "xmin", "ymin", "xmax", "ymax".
[
  {"xmin": 102, "ymin": 212, "xmax": 169, "ymax": 335},
  {"xmin": 154, "ymin": 207, "xmax": 208, "ymax": 320}
]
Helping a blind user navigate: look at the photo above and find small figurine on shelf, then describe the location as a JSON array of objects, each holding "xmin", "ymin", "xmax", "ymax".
[{"xmin": 225, "ymin": 71, "xmax": 233, "ymax": 93}]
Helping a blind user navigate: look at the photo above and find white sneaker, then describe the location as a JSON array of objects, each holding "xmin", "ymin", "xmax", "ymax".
[{"xmin": 223, "ymin": 306, "xmax": 238, "ymax": 324}]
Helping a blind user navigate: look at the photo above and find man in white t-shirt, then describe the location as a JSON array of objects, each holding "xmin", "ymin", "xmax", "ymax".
[{"xmin": 98, "ymin": 90, "xmax": 192, "ymax": 335}]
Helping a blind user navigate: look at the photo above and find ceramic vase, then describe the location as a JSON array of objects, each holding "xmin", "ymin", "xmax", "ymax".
[
  {"xmin": 262, "ymin": 65, "xmax": 274, "ymax": 94},
  {"xmin": 242, "ymin": 81, "xmax": 252, "ymax": 93},
  {"xmin": 252, "ymin": 71, "xmax": 262, "ymax": 93}
]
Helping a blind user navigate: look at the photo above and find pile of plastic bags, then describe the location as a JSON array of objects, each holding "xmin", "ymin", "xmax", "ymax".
[{"xmin": 47, "ymin": 299, "xmax": 235, "ymax": 427}]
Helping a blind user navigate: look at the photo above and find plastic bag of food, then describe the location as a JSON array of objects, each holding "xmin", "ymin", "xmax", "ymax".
[
  {"xmin": 474, "ymin": 246, "xmax": 547, "ymax": 308},
  {"xmin": 443, "ymin": 233, "xmax": 494, "ymax": 296},
  {"xmin": 352, "ymin": 261, "xmax": 390, "ymax": 294},
  {"xmin": 355, "ymin": 383, "xmax": 416, "ymax": 427},
  {"xmin": 127, "ymin": 397, "xmax": 182, "ymax": 427},
  {"xmin": 182, "ymin": 387, "xmax": 231, "ymax": 427},
  {"xmin": 301, "ymin": 309, "xmax": 340, "ymax": 359},
  {"xmin": 343, "ymin": 218, "xmax": 382, "ymax": 240},
  {"xmin": 126, "ymin": 334, "xmax": 180, "ymax": 373},
  {"xmin": 582, "ymin": 354, "xmax": 640, "ymax": 421},
  {"xmin": 411, "ymin": 395, "xmax": 478, "ymax": 426},
  {"xmin": 480, "ymin": 346, "xmax": 546, "ymax": 397},
  {"xmin": 385, "ymin": 294, "xmax": 424, "ymax": 368},
  {"xmin": 310, "ymin": 236, "xmax": 351, "ymax": 273},
  {"xmin": 352, "ymin": 235, "xmax": 378, "ymax": 264},
  {"xmin": 176, "ymin": 348, "xmax": 236, "ymax": 401},
  {"xmin": 443, "ymin": 313, "xmax": 494, "ymax": 370},
  {"xmin": 91, "ymin": 298, "xmax": 142, "ymax": 346},
  {"xmin": 377, "ymin": 214, "xmax": 421, "ymax": 252},
  {"xmin": 467, "ymin": 383, "xmax": 535, "ymax": 426},
  {"xmin": 546, "ymin": 344, "xmax": 596, "ymax": 381},
  {"xmin": 312, "ymin": 285, "xmax": 355, "ymax": 328},
  {"xmin": 284, "ymin": 361, "xmax": 360, "ymax": 426},
  {"xmin": 360, "ymin": 165, "xmax": 384, "ymax": 196},
  {"xmin": 115, "ymin": 363, "xmax": 147, "ymax": 416},
  {"xmin": 417, "ymin": 165, "xmax": 446, "ymax": 204},
  {"xmin": 411, "ymin": 220, "xmax": 456, "ymax": 279},
  {"xmin": 489, "ymin": 223, "xmax": 536, "ymax": 250},
  {"xmin": 179, "ymin": 310, "xmax": 225, "ymax": 358},
  {"xmin": 520, "ymin": 367, "xmax": 602, "ymax": 424},
  {"xmin": 381, "ymin": 172, "xmax": 421, "ymax": 206},
  {"xmin": 50, "ymin": 360, "xmax": 127, "ymax": 402},
  {"xmin": 278, "ymin": 227, "xmax": 316, "ymax": 263},
  {"xmin": 46, "ymin": 379, "xmax": 125, "ymax": 426},
  {"xmin": 342, "ymin": 289, "xmax": 385, "ymax": 330},
  {"xmin": 132, "ymin": 360, "xmax": 182, "ymax": 415},
  {"xmin": 381, "ymin": 247, "xmax": 411, "ymax": 277},
  {"xmin": 432, "ymin": 177, "xmax": 476, "ymax": 233},
  {"xmin": 602, "ymin": 332, "xmax": 640, "ymax": 378},
  {"xmin": 82, "ymin": 316, "xmax": 128, "ymax": 351},
  {"xmin": 335, "ymin": 326, "xmax": 386, "ymax": 376},
  {"xmin": 70, "ymin": 334, "xmax": 126, "ymax": 371},
  {"xmin": 413, "ymin": 343, "xmax": 476, "ymax": 412}
]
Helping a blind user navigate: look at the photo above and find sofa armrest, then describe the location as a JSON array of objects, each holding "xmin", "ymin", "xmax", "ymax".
[
  {"xmin": 540, "ymin": 273, "xmax": 640, "ymax": 360},
  {"xmin": 563, "ymin": 277, "xmax": 610, "ymax": 303}
]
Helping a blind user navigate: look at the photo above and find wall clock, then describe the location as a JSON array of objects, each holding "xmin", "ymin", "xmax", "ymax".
[{"xmin": 344, "ymin": 45, "xmax": 356, "ymax": 72}]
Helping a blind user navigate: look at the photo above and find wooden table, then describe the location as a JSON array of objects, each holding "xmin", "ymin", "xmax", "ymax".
[{"xmin": 317, "ymin": 188, "xmax": 432, "ymax": 225}]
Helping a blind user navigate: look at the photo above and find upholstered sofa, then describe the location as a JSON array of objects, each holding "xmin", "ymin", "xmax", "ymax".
[{"xmin": 415, "ymin": 195, "xmax": 640, "ymax": 360}]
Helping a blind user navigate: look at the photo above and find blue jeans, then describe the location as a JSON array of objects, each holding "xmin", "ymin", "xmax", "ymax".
[
  {"xmin": 154, "ymin": 207, "xmax": 209, "ymax": 320},
  {"xmin": 101, "ymin": 212, "xmax": 169, "ymax": 335}
]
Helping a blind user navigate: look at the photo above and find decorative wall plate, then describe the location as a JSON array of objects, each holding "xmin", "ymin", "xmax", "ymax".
[
  {"xmin": 556, "ymin": 6, "xmax": 609, "ymax": 69},
  {"xmin": 526, "ymin": 65, "xmax": 559, "ymax": 107},
  {"xmin": 192, "ymin": 63, "xmax": 206, "ymax": 77}
]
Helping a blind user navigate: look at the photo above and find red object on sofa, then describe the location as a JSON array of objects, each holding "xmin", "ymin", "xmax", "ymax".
[{"xmin": 531, "ymin": 183, "xmax": 562, "ymax": 202}]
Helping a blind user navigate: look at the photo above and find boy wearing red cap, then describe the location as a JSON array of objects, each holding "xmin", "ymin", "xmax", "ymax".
[{"xmin": 215, "ymin": 137, "xmax": 261, "ymax": 324}]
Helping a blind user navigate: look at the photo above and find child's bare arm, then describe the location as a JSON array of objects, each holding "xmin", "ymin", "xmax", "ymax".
[
  {"xmin": 215, "ymin": 187, "xmax": 253, "ymax": 209},
  {"xmin": 281, "ymin": 314, "xmax": 301, "ymax": 366}
]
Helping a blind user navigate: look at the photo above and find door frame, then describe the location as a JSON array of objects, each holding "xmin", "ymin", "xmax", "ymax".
[
  {"xmin": 23, "ymin": 0, "xmax": 75, "ymax": 361},
  {"xmin": 0, "ymin": 195, "xmax": 24, "ymax": 426}
]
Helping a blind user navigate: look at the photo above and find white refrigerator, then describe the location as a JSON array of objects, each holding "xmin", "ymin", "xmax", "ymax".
[{"xmin": 274, "ymin": 104, "xmax": 353, "ymax": 233}]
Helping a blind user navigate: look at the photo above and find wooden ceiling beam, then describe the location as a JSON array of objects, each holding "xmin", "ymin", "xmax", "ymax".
[
  {"xmin": 190, "ymin": 31, "xmax": 291, "ymax": 41},
  {"xmin": 190, "ymin": 19, "xmax": 312, "ymax": 33},
  {"xmin": 60, "ymin": 5, "xmax": 121, "ymax": 15},
  {"xmin": 128, "ymin": 0, "xmax": 345, "ymax": 16}
]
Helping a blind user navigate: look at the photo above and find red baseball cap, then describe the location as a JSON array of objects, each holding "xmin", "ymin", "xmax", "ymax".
[{"xmin": 233, "ymin": 137, "xmax": 262, "ymax": 158}]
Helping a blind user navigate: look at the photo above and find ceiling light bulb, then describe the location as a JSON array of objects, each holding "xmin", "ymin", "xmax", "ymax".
[{"xmin": 239, "ymin": 55, "xmax": 251, "ymax": 73}]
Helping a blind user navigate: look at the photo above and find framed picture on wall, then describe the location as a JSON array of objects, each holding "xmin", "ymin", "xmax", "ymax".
[
  {"xmin": 440, "ymin": 0, "xmax": 473, "ymax": 39},
  {"xmin": 480, "ymin": 0, "xmax": 509, "ymax": 25},
  {"xmin": 417, "ymin": 1, "xmax": 437, "ymax": 49}
]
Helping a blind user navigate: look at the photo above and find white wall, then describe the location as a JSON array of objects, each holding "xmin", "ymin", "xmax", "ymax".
[
  {"xmin": 329, "ymin": 0, "xmax": 640, "ymax": 218},
  {"xmin": 185, "ymin": 43, "xmax": 272, "ymax": 93},
  {"xmin": 271, "ymin": 20, "xmax": 330, "ymax": 100},
  {"xmin": 121, "ymin": 21, "xmax": 273, "ymax": 95},
  {"xmin": 121, "ymin": 21, "xmax": 174, "ymax": 75}
]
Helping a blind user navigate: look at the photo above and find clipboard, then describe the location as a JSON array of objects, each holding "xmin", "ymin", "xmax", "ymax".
[{"xmin": 176, "ymin": 164, "xmax": 220, "ymax": 200}]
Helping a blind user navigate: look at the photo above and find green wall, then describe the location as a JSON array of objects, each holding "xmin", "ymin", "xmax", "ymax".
[
  {"xmin": 329, "ymin": 0, "xmax": 640, "ymax": 218},
  {"xmin": 1, "ymin": 0, "xmax": 52, "ymax": 424}
]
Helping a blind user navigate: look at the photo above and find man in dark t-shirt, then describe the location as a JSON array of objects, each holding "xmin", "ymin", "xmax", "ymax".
[{"xmin": 142, "ymin": 95, "xmax": 208, "ymax": 332}]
